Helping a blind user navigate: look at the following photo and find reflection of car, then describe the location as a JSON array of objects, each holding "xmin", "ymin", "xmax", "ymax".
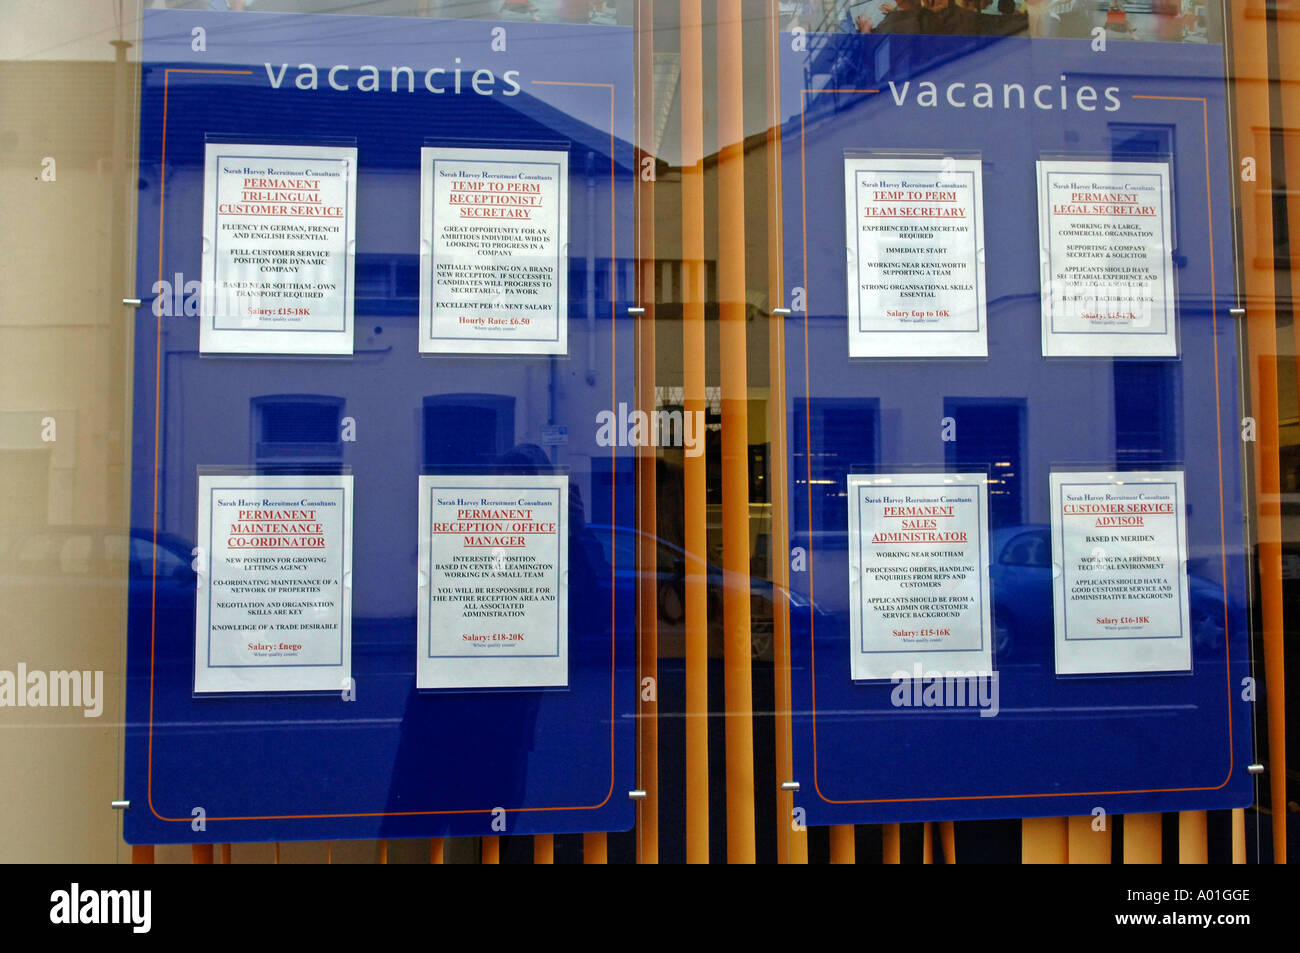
[
  {"xmin": 990, "ymin": 523, "xmax": 1237, "ymax": 660},
  {"xmin": 587, "ymin": 524, "xmax": 829, "ymax": 661},
  {"xmin": 0, "ymin": 524, "xmax": 195, "ymax": 600},
  {"xmin": 0, "ymin": 526, "xmax": 198, "ymax": 681},
  {"xmin": 988, "ymin": 525, "xmax": 1053, "ymax": 658},
  {"xmin": 499, "ymin": 1, "xmax": 539, "ymax": 21}
]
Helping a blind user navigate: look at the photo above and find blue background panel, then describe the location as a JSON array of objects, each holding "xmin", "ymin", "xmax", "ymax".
[
  {"xmin": 781, "ymin": 33, "xmax": 1254, "ymax": 825},
  {"xmin": 125, "ymin": 9, "xmax": 635, "ymax": 844}
]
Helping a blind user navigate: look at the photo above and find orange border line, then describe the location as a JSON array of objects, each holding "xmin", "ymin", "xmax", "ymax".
[
  {"xmin": 145, "ymin": 70, "xmax": 622, "ymax": 824},
  {"xmin": 797, "ymin": 87, "xmax": 1239, "ymax": 807}
]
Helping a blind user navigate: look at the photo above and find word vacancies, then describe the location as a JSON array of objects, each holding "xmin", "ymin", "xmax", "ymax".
[
  {"xmin": 265, "ymin": 60, "xmax": 521, "ymax": 96},
  {"xmin": 50, "ymin": 884, "xmax": 151, "ymax": 934},
  {"xmin": 887, "ymin": 75, "xmax": 1121, "ymax": 112},
  {"xmin": 0, "ymin": 664, "xmax": 103, "ymax": 718},
  {"xmin": 596, "ymin": 402, "xmax": 705, "ymax": 458}
]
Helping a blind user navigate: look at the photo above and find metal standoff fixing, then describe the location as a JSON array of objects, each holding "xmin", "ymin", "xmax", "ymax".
[
  {"xmin": 628, "ymin": 789, "xmax": 648, "ymax": 800},
  {"xmin": 627, "ymin": 306, "xmax": 646, "ymax": 315},
  {"xmin": 780, "ymin": 781, "xmax": 800, "ymax": 792},
  {"xmin": 1229, "ymin": 307, "xmax": 1246, "ymax": 317},
  {"xmin": 110, "ymin": 800, "xmax": 130, "ymax": 810},
  {"xmin": 122, "ymin": 298, "xmax": 142, "ymax": 308},
  {"xmin": 771, "ymin": 307, "xmax": 792, "ymax": 316},
  {"xmin": 1247, "ymin": 763, "xmax": 1265, "ymax": 775}
]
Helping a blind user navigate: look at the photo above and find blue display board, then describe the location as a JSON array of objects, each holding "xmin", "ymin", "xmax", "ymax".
[
  {"xmin": 125, "ymin": 9, "xmax": 636, "ymax": 843},
  {"xmin": 780, "ymin": 33, "xmax": 1254, "ymax": 824}
]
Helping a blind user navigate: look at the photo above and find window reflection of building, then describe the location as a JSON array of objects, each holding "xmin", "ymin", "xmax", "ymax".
[
  {"xmin": 422, "ymin": 393, "xmax": 516, "ymax": 470},
  {"xmin": 794, "ymin": 398, "xmax": 881, "ymax": 539},
  {"xmin": 251, "ymin": 394, "xmax": 344, "ymax": 468},
  {"xmin": 0, "ymin": 447, "xmax": 51, "ymax": 525},
  {"xmin": 1111, "ymin": 122, "xmax": 1178, "ymax": 250},
  {"xmin": 1113, "ymin": 362, "xmax": 1179, "ymax": 464},
  {"xmin": 943, "ymin": 397, "xmax": 1025, "ymax": 527}
]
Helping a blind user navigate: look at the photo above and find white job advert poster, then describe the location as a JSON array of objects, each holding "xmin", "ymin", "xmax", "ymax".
[
  {"xmin": 419, "ymin": 147, "xmax": 568, "ymax": 355},
  {"xmin": 200, "ymin": 142, "xmax": 356, "ymax": 355},
  {"xmin": 1050, "ymin": 471, "xmax": 1192, "ymax": 675},
  {"xmin": 847, "ymin": 473, "xmax": 993, "ymax": 680},
  {"xmin": 1037, "ymin": 160, "xmax": 1176, "ymax": 357},
  {"xmin": 417, "ymin": 475, "xmax": 568, "ymax": 689},
  {"xmin": 194, "ymin": 474, "xmax": 353, "ymax": 693},
  {"xmin": 843, "ymin": 156, "xmax": 987, "ymax": 358}
]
